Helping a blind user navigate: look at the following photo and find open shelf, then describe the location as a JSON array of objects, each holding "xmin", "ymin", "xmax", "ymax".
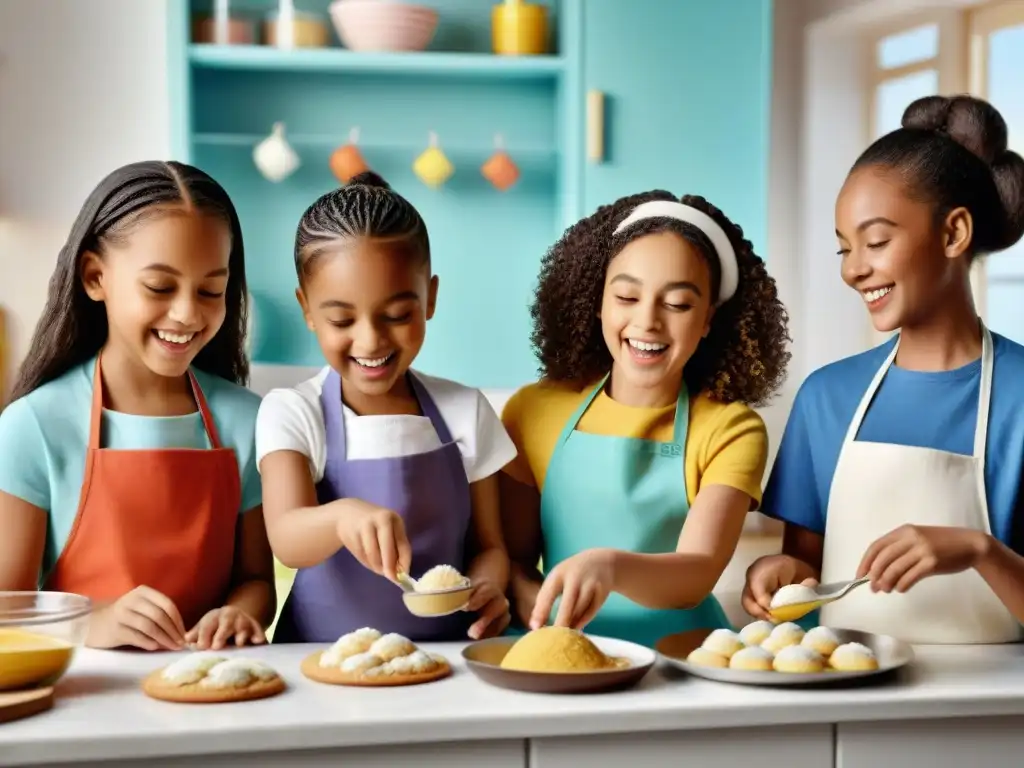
[{"xmin": 189, "ymin": 44, "xmax": 565, "ymax": 81}]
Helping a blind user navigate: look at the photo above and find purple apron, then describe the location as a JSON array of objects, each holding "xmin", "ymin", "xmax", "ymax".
[{"xmin": 274, "ymin": 370, "xmax": 474, "ymax": 643}]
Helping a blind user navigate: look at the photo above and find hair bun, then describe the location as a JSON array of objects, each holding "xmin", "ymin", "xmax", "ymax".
[
  {"xmin": 348, "ymin": 171, "xmax": 391, "ymax": 190},
  {"xmin": 991, "ymin": 149, "xmax": 1024, "ymax": 247},
  {"xmin": 902, "ymin": 94, "xmax": 1008, "ymax": 164}
]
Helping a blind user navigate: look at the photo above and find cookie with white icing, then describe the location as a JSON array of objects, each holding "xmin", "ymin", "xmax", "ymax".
[
  {"xmin": 142, "ymin": 654, "xmax": 286, "ymax": 703},
  {"xmin": 302, "ymin": 628, "xmax": 450, "ymax": 687}
]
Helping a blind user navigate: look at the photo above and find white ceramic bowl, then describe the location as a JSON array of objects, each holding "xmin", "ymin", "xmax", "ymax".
[{"xmin": 328, "ymin": 0, "xmax": 439, "ymax": 52}]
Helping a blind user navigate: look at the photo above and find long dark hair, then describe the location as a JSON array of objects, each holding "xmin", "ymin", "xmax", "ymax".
[{"xmin": 9, "ymin": 161, "xmax": 249, "ymax": 403}]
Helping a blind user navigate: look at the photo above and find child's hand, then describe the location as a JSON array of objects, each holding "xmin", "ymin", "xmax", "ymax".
[
  {"xmin": 87, "ymin": 586, "xmax": 187, "ymax": 651},
  {"xmin": 741, "ymin": 554, "xmax": 818, "ymax": 620},
  {"xmin": 856, "ymin": 524, "xmax": 986, "ymax": 594},
  {"xmin": 335, "ymin": 499, "xmax": 412, "ymax": 582},
  {"xmin": 464, "ymin": 580, "xmax": 511, "ymax": 640},
  {"xmin": 186, "ymin": 606, "xmax": 266, "ymax": 650},
  {"xmin": 530, "ymin": 548, "xmax": 617, "ymax": 631}
]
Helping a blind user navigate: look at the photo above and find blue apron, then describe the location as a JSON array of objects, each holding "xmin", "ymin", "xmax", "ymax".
[{"xmin": 537, "ymin": 375, "xmax": 731, "ymax": 647}]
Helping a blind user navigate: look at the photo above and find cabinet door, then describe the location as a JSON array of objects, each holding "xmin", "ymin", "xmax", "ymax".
[{"xmin": 580, "ymin": 0, "xmax": 772, "ymax": 251}]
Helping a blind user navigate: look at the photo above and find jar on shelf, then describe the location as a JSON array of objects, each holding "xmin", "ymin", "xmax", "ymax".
[
  {"xmin": 263, "ymin": 10, "xmax": 331, "ymax": 48},
  {"xmin": 192, "ymin": 0, "xmax": 254, "ymax": 45},
  {"xmin": 491, "ymin": 0, "xmax": 549, "ymax": 56}
]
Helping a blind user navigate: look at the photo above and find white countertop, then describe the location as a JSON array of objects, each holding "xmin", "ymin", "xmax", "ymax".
[{"xmin": 4, "ymin": 642, "xmax": 1024, "ymax": 765}]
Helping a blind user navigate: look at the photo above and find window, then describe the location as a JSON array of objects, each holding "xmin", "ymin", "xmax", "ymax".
[
  {"xmin": 969, "ymin": 1, "xmax": 1024, "ymax": 345},
  {"xmin": 868, "ymin": 22, "xmax": 941, "ymax": 141}
]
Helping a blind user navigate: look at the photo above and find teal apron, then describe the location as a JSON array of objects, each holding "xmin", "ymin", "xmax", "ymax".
[{"xmin": 537, "ymin": 375, "xmax": 732, "ymax": 648}]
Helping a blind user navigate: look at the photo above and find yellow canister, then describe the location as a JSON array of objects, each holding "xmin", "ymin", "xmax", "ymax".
[{"xmin": 492, "ymin": 0, "xmax": 548, "ymax": 56}]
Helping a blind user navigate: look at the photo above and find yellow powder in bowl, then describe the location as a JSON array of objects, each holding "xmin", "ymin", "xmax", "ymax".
[{"xmin": 500, "ymin": 627, "xmax": 617, "ymax": 673}]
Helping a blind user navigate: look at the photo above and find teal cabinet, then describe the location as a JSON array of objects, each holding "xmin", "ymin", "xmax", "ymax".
[
  {"xmin": 167, "ymin": 0, "xmax": 771, "ymax": 388},
  {"xmin": 578, "ymin": 0, "xmax": 771, "ymax": 251}
]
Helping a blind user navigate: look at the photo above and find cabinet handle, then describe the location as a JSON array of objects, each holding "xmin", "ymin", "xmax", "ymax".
[{"xmin": 587, "ymin": 89, "xmax": 605, "ymax": 164}]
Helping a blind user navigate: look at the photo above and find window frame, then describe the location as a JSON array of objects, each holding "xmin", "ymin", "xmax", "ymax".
[{"xmin": 966, "ymin": 0, "xmax": 1024, "ymax": 320}]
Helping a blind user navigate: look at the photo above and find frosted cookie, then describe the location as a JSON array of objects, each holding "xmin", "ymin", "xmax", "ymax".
[
  {"xmin": 769, "ymin": 583, "xmax": 819, "ymax": 609},
  {"xmin": 729, "ymin": 645, "xmax": 774, "ymax": 672},
  {"xmin": 801, "ymin": 626, "xmax": 841, "ymax": 657},
  {"xmin": 762, "ymin": 622, "xmax": 805, "ymax": 654},
  {"xmin": 415, "ymin": 564, "xmax": 470, "ymax": 591},
  {"xmin": 302, "ymin": 628, "xmax": 451, "ymax": 687},
  {"xmin": 142, "ymin": 654, "xmax": 285, "ymax": 703},
  {"xmin": 738, "ymin": 620, "xmax": 774, "ymax": 647},
  {"xmin": 829, "ymin": 642, "xmax": 879, "ymax": 672},
  {"xmin": 699, "ymin": 629, "xmax": 745, "ymax": 659},
  {"xmin": 369, "ymin": 633, "xmax": 417, "ymax": 662},
  {"xmin": 686, "ymin": 647, "xmax": 729, "ymax": 668},
  {"xmin": 319, "ymin": 627, "xmax": 382, "ymax": 667},
  {"xmin": 772, "ymin": 645, "xmax": 824, "ymax": 674}
]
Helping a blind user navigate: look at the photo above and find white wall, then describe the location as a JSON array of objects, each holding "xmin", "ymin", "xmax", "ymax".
[{"xmin": 0, "ymin": 0, "xmax": 171, "ymax": 391}]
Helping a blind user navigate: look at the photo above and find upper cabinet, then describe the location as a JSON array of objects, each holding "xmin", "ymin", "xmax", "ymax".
[{"xmin": 167, "ymin": 0, "xmax": 772, "ymax": 388}]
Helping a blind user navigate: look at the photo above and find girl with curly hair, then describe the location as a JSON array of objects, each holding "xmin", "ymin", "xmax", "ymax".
[
  {"xmin": 499, "ymin": 190, "xmax": 791, "ymax": 647},
  {"xmin": 744, "ymin": 95, "xmax": 1024, "ymax": 646}
]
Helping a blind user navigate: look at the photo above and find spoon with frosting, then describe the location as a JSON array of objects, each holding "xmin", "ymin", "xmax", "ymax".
[{"xmin": 768, "ymin": 578, "xmax": 870, "ymax": 622}]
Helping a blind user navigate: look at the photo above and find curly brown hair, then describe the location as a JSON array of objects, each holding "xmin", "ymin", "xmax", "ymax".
[{"xmin": 530, "ymin": 190, "xmax": 791, "ymax": 406}]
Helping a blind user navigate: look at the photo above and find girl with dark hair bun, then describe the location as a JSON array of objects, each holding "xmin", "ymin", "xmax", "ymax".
[
  {"xmin": 499, "ymin": 188, "xmax": 791, "ymax": 647},
  {"xmin": 256, "ymin": 172, "xmax": 517, "ymax": 644},
  {"xmin": 746, "ymin": 94, "xmax": 1024, "ymax": 645},
  {"xmin": 0, "ymin": 161, "xmax": 274, "ymax": 652}
]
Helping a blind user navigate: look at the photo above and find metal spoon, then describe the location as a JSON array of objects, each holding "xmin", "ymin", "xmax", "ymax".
[
  {"xmin": 394, "ymin": 571, "xmax": 418, "ymax": 593},
  {"xmin": 768, "ymin": 577, "xmax": 870, "ymax": 621}
]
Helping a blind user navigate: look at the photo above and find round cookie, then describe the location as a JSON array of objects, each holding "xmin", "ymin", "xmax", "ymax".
[
  {"xmin": 829, "ymin": 642, "xmax": 879, "ymax": 672},
  {"xmin": 738, "ymin": 620, "xmax": 774, "ymax": 647},
  {"xmin": 686, "ymin": 647, "xmax": 728, "ymax": 668},
  {"xmin": 801, "ymin": 626, "xmax": 840, "ymax": 657},
  {"xmin": 700, "ymin": 628, "xmax": 745, "ymax": 659},
  {"xmin": 142, "ymin": 656, "xmax": 286, "ymax": 703},
  {"xmin": 729, "ymin": 645, "xmax": 774, "ymax": 671},
  {"xmin": 301, "ymin": 650, "xmax": 452, "ymax": 687},
  {"xmin": 762, "ymin": 622, "xmax": 805, "ymax": 654},
  {"xmin": 773, "ymin": 645, "xmax": 824, "ymax": 674}
]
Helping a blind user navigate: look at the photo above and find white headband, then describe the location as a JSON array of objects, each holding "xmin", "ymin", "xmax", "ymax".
[{"xmin": 613, "ymin": 201, "xmax": 739, "ymax": 305}]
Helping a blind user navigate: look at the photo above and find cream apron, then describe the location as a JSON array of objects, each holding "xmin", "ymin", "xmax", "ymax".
[{"xmin": 820, "ymin": 324, "xmax": 1021, "ymax": 644}]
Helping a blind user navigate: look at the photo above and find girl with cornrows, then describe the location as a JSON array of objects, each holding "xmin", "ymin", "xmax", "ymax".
[
  {"xmin": 256, "ymin": 172, "xmax": 517, "ymax": 643},
  {"xmin": 0, "ymin": 161, "xmax": 274, "ymax": 652},
  {"xmin": 744, "ymin": 95, "xmax": 1024, "ymax": 645},
  {"xmin": 500, "ymin": 190, "xmax": 791, "ymax": 648}
]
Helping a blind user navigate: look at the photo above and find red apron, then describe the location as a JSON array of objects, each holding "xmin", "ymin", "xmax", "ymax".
[{"xmin": 44, "ymin": 356, "xmax": 240, "ymax": 630}]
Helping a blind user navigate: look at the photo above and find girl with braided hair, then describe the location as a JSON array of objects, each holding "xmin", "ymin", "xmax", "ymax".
[
  {"xmin": 500, "ymin": 189, "xmax": 791, "ymax": 647},
  {"xmin": 745, "ymin": 94, "xmax": 1024, "ymax": 645},
  {"xmin": 256, "ymin": 172, "xmax": 516, "ymax": 643}
]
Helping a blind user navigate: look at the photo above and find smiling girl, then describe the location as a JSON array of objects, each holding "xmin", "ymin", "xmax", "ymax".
[
  {"xmin": 500, "ymin": 190, "xmax": 791, "ymax": 647},
  {"xmin": 744, "ymin": 95, "xmax": 1024, "ymax": 644},
  {"xmin": 0, "ymin": 161, "xmax": 274, "ymax": 652},
  {"xmin": 256, "ymin": 172, "xmax": 517, "ymax": 643}
]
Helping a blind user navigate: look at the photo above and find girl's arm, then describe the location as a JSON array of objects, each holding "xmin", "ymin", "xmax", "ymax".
[
  {"xmin": 260, "ymin": 450, "xmax": 353, "ymax": 568},
  {"xmin": 222, "ymin": 505, "xmax": 277, "ymax": 627},
  {"xmin": 0, "ymin": 492, "xmax": 46, "ymax": 590},
  {"xmin": 973, "ymin": 535, "xmax": 1024, "ymax": 622},
  {"xmin": 500, "ymin": 471, "xmax": 544, "ymax": 625},
  {"xmin": 606, "ymin": 483, "xmax": 750, "ymax": 610}
]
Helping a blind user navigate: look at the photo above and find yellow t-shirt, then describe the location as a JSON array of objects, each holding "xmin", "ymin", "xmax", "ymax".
[{"xmin": 501, "ymin": 380, "xmax": 767, "ymax": 507}]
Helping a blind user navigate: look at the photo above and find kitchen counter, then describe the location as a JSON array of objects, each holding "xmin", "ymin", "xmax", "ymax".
[{"xmin": 3, "ymin": 642, "xmax": 1024, "ymax": 768}]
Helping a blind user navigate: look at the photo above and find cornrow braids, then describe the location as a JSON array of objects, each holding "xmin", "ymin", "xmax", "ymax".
[
  {"xmin": 531, "ymin": 191, "xmax": 791, "ymax": 407},
  {"xmin": 294, "ymin": 171, "xmax": 430, "ymax": 278},
  {"xmin": 9, "ymin": 161, "xmax": 249, "ymax": 403}
]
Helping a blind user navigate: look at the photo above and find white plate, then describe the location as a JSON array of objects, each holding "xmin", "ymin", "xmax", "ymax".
[{"xmin": 658, "ymin": 628, "xmax": 913, "ymax": 686}]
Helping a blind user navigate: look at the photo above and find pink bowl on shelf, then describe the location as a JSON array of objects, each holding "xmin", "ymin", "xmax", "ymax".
[{"xmin": 328, "ymin": 0, "xmax": 439, "ymax": 52}]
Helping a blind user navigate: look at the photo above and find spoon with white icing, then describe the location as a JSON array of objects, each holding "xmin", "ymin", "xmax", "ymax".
[
  {"xmin": 394, "ymin": 571, "xmax": 418, "ymax": 593},
  {"xmin": 768, "ymin": 578, "xmax": 870, "ymax": 622}
]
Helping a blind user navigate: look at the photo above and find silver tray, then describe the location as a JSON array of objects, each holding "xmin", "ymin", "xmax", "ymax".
[{"xmin": 656, "ymin": 627, "xmax": 914, "ymax": 686}]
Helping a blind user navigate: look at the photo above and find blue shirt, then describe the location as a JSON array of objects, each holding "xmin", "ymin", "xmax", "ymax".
[
  {"xmin": 763, "ymin": 332, "xmax": 1024, "ymax": 553},
  {"xmin": 0, "ymin": 357, "xmax": 263, "ymax": 580}
]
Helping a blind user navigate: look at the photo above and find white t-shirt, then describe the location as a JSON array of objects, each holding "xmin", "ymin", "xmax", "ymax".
[{"xmin": 255, "ymin": 367, "xmax": 517, "ymax": 484}]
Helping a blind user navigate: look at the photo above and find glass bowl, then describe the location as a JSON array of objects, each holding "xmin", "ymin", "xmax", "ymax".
[{"xmin": 0, "ymin": 591, "xmax": 92, "ymax": 690}]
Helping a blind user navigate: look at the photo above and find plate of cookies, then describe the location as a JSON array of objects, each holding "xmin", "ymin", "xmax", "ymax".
[
  {"xmin": 301, "ymin": 627, "xmax": 452, "ymax": 687},
  {"xmin": 142, "ymin": 654, "xmax": 287, "ymax": 703},
  {"xmin": 655, "ymin": 621, "xmax": 913, "ymax": 686}
]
